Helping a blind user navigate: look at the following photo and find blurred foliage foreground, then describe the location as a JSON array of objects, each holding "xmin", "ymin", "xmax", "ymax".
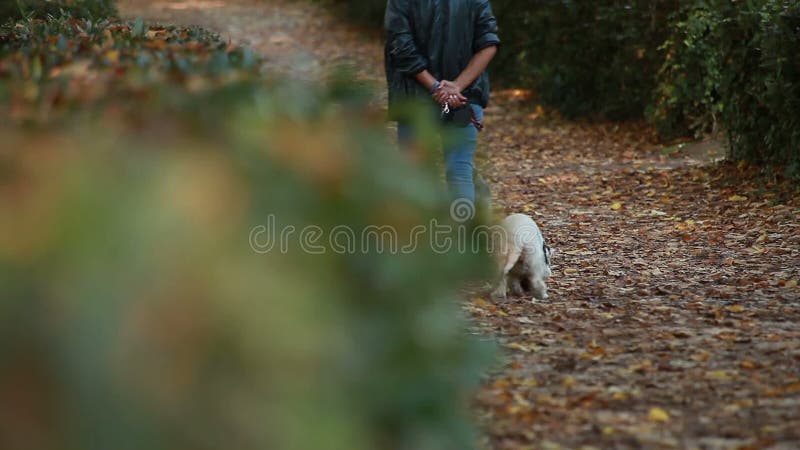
[{"xmin": 0, "ymin": 10, "xmax": 495, "ymax": 450}]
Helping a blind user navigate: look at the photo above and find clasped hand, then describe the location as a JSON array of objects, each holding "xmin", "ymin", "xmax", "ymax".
[{"xmin": 433, "ymin": 80, "xmax": 467, "ymax": 108}]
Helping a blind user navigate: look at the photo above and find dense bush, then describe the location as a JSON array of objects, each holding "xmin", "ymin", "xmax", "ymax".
[
  {"xmin": 652, "ymin": 0, "xmax": 800, "ymax": 172},
  {"xmin": 321, "ymin": 0, "xmax": 385, "ymax": 29},
  {"xmin": 0, "ymin": 12, "xmax": 495, "ymax": 450},
  {"xmin": 0, "ymin": 15, "xmax": 260, "ymax": 120},
  {"xmin": 1, "ymin": 0, "xmax": 116, "ymax": 22},
  {"xmin": 491, "ymin": 0, "xmax": 679, "ymax": 120}
]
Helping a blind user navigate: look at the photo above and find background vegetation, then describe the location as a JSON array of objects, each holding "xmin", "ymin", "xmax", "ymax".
[
  {"xmin": 1, "ymin": 1, "xmax": 495, "ymax": 449},
  {"xmin": 327, "ymin": 0, "xmax": 800, "ymax": 175},
  {"xmin": 1, "ymin": 0, "xmax": 115, "ymax": 21},
  {"xmin": 652, "ymin": 0, "xmax": 800, "ymax": 172}
]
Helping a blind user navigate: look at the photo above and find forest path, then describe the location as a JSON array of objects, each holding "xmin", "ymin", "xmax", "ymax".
[
  {"xmin": 118, "ymin": 0, "xmax": 384, "ymax": 86},
  {"xmin": 118, "ymin": 1, "xmax": 800, "ymax": 449}
]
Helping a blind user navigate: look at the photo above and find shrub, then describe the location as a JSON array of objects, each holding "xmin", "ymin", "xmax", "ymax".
[
  {"xmin": 1, "ymin": 10, "xmax": 495, "ymax": 449},
  {"xmin": 652, "ymin": 0, "xmax": 800, "ymax": 173},
  {"xmin": 0, "ymin": 70, "xmax": 495, "ymax": 450},
  {"xmin": 325, "ymin": 0, "xmax": 385, "ymax": 29},
  {"xmin": 491, "ymin": 0, "xmax": 679, "ymax": 120},
  {"xmin": 0, "ymin": 15, "xmax": 260, "ymax": 121}
]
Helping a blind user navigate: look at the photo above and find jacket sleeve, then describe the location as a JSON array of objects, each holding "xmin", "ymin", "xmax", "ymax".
[
  {"xmin": 473, "ymin": 0, "xmax": 501, "ymax": 52},
  {"xmin": 385, "ymin": 0, "xmax": 428, "ymax": 75}
]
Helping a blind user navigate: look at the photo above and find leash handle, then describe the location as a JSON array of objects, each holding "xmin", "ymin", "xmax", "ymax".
[{"xmin": 470, "ymin": 108, "xmax": 484, "ymax": 132}]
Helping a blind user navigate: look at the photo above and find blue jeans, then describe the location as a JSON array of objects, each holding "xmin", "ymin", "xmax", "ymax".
[{"xmin": 398, "ymin": 104, "xmax": 484, "ymax": 203}]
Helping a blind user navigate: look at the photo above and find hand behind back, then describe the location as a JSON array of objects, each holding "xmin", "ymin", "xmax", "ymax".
[{"xmin": 433, "ymin": 80, "xmax": 467, "ymax": 108}]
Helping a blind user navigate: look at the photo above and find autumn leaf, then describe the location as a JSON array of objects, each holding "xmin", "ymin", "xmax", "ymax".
[
  {"xmin": 740, "ymin": 360, "xmax": 758, "ymax": 370},
  {"xmin": 648, "ymin": 407, "xmax": 670, "ymax": 422}
]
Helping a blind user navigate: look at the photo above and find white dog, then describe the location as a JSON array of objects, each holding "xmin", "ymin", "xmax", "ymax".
[{"xmin": 492, "ymin": 213, "xmax": 553, "ymax": 301}]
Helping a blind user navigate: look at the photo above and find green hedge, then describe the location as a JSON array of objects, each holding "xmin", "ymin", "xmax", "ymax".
[
  {"xmin": 1, "ymin": 11, "xmax": 495, "ymax": 450},
  {"xmin": 0, "ymin": 90, "xmax": 495, "ymax": 449},
  {"xmin": 492, "ymin": 0, "xmax": 679, "ymax": 120},
  {"xmin": 322, "ymin": 0, "xmax": 385, "ymax": 29},
  {"xmin": 0, "ymin": 14, "xmax": 261, "ymax": 121},
  {"xmin": 652, "ymin": 0, "xmax": 800, "ymax": 171}
]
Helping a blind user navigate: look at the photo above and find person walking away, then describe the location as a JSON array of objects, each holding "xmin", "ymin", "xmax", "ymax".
[{"xmin": 385, "ymin": 0, "xmax": 500, "ymax": 207}]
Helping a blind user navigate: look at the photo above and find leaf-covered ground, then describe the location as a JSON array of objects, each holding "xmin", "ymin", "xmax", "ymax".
[
  {"xmin": 475, "ymin": 93, "xmax": 800, "ymax": 449},
  {"xmin": 115, "ymin": 1, "xmax": 800, "ymax": 449}
]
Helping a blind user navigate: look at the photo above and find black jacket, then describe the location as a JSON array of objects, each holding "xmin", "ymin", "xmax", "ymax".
[{"xmin": 384, "ymin": 0, "xmax": 500, "ymax": 118}]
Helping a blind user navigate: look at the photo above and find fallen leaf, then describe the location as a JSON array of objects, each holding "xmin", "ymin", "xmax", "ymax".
[
  {"xmin": 740, "ymin": 360, "xmax": 758, "ymax": 370},
  {"xmin": 648, "ymin": 407, "xmax": 670, "ymax": 422},
  {"xmin": 706, "ymin": 370, "xmax": 733, "ymax": 380}
]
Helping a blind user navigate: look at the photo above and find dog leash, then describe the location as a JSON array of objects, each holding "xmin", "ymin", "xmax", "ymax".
[
  {"xmin": 440, "ymin": 102, "xmax": 485, "ymax": 132},
  {"xmin": 471, "ymin": 109, "xmax": 484, "ymax": 132}
]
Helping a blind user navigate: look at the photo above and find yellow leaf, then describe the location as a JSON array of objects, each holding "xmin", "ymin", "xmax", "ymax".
[
  {"xmin": 105, "ymin": 49, "xmax": 120, "ymax": 64},
  {"xmin": 610, "ymin": 202, "xmax": 623, "ymax": 210},
  {"xmin": 492, "ymin": 379, "xmax": 510, "ymax": 389},
  {"xmin": 648, "ymin": 407, "xmax": 670, "ymax": 422},
  {"xmin": 726, "ymin": 305, "xmax": 745, "ymax": 313},
  {"xmin": 740, "ymin": 360, "xmax": 757, "ymax": 370},
  {"xmin": 562, "ymin": 376, "xmax": 576, "ymax": 388},
  {"xmin": 728, "ymin": 195, "xmax": 748, "ymax": 202},
  {"xmin": 785, "ymin": 279, "xmax": 798, "ymax": 288},
  {"xmin": 706, "ymin": 370, "xmax": 732, "ymax": 380},
  {"xmin": 564, "ymin": 268, "xmax": 578, "ymax": 274},
  {"xmin": 472, "ymin": 297, "xmax": 489, "ymax": 308}
]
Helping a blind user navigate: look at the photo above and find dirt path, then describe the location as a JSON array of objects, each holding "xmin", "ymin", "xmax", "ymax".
[
  {"xmin": 118, "ymin": 0, "xmax": 384, "ymax": 86},
  {"xmin": 118, "ymin": 2, "xmax": 800, "ymax": 449}
]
